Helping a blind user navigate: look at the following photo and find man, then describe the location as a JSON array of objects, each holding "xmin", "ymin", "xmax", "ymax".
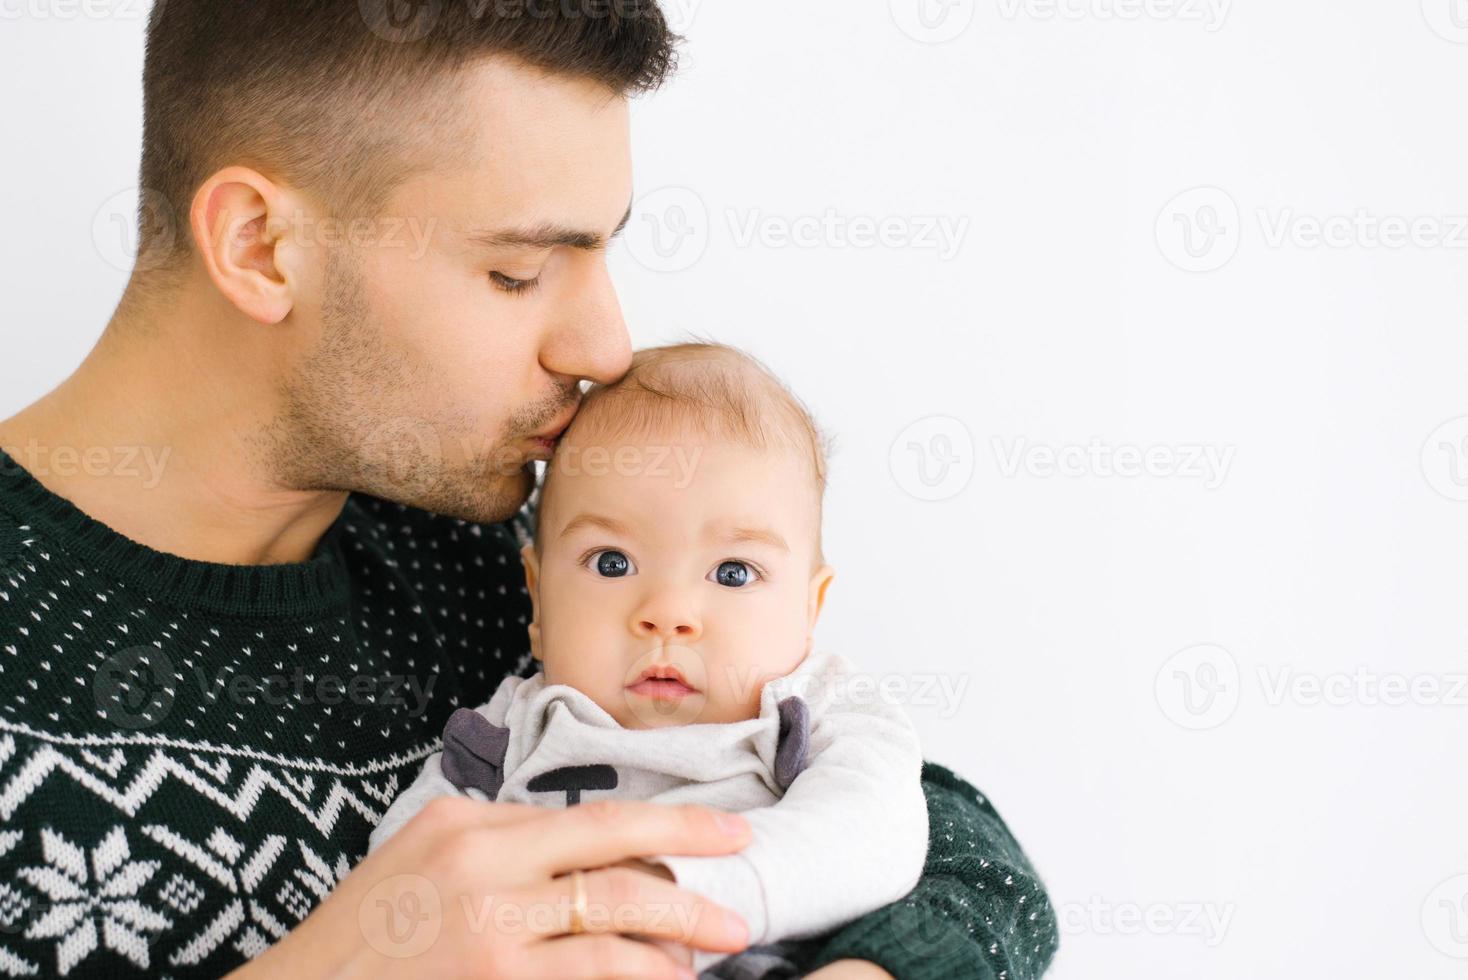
[{"xmin": 0, "ymin": 2, "xmax": 1058, "ymax": 977}]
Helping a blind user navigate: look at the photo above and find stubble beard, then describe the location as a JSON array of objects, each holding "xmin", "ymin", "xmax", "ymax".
[{"xmin": 261, "ymin": 246, "xmax": 543, "ymax": 524}]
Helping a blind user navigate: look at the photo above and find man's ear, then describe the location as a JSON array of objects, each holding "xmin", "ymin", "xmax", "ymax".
[
  {"xmin": 520, "ymin": 543, "xmax": 544, "ymax": 662},
  {"xmin": 804, "ymin": 564, "xmax": 835, "ymax": 653},
  {"xmin": 189, "ymin": 165, "xmax": 305, "ymax": 327}
]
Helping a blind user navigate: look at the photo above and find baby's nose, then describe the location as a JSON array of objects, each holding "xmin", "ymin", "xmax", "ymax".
[
  {"xmin": 635, "ymin": 617, "xmax": 698, "ymax": 638},
  {"xmin": 630, "ymin": 593, "xmax": 701, "ymax": 640}
]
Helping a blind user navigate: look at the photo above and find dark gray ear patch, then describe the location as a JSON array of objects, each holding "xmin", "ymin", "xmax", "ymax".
[
  {"xmin": 440, "ymin": 707, "xmax": 510, "ymax": 799},
  {"xmin": 774, "ymin": 696, "xmax": 811, "ymax": 791}
]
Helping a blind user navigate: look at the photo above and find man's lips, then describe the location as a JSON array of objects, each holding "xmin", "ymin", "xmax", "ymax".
[
  {"xmin": 626, "ymin": 665, "xmax": 699, "ymax": 701},
  {"xmin": 521, "ymin": 402, "xmax": 580, "ymax": 462},
  {"xmin": 528, "ymin": 400, "xmax": 582, "ymax": 445}
]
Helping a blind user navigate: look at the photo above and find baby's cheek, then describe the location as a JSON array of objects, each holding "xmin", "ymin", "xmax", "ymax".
[
  {"xmin": 713, "ymin": 666, "xmax": 778, "ymax": 723},
  {"xmin": 712, "ymin": 681, "xmax": 758, "ymax": 723}
]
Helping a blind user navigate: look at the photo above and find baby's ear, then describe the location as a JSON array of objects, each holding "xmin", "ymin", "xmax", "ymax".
[
  {"xmin": 519, "ymin": 543, "xmax": 544, "ymax": 662},
  {"xmin": 805, "ymin": 565, "xmax": 835, "ymax": 651}
]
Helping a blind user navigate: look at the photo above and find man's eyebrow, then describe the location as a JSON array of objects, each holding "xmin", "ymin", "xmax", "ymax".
[
  {"xmin": 468, "ymin": 200, "xmax": 634, "ymax": 253},
  {"xmin": 556, "ymin": 513, "xmax": 633, "ymax": 540}
]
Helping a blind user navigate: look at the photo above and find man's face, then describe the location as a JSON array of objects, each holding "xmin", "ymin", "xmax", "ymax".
[{"xmin": 277, "ymin": 57, "xmax": 634, "ymax": 523}]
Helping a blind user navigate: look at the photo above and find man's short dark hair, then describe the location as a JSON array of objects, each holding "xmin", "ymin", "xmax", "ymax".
[{"xmin": 136, "ymin": 0, "xmax": 677, "ymax": 279}]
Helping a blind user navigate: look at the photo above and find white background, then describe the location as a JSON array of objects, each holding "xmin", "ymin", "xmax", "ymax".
[{"xmin": 3, "ymin": 1, "xmax": 1467, "ymax": 977}]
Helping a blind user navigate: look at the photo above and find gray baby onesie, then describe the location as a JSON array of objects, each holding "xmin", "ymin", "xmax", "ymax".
[{"xmin": 368, "ymin": 651, "xmax": 928, "ymax": 976}]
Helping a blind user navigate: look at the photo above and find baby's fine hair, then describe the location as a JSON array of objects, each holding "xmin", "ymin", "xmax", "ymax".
[{"xmin": 533, "ymin": 341, "xmax": 831, "ymax": 558}]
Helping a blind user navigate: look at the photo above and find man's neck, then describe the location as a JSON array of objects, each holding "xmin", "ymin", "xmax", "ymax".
[{"xmin": 0, "ymin": 283, "xmax": 349, "ymax": 566}]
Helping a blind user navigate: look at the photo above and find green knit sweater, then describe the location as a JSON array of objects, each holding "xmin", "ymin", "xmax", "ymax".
[{"xmin": 0, "ymin": 447, "xmax": 1057, "ymax": 978}]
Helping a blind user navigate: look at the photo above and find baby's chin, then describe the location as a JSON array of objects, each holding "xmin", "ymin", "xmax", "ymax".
[
  {"xmin": 613, "ymin": 687, "xmax": 712, "ymax": 729},
  {"xmin": 612, "ymin": 691, "xmax": 770, "ymax": 729}
]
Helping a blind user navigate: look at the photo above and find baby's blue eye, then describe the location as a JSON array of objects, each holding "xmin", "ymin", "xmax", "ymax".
[
  {"xmin": 712, "ymin": 560, "xmax": 753, "ymax": 588},
  {"xmin": 594, "ymin": 551, "xmax": 632, "ymax": 577}
]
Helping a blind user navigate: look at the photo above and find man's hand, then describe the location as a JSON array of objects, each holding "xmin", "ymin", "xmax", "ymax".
[
  {"xmin": 804, "ymin": 962, "xmax": 895, "ymax": 980},
  {"xmin": 228, "ymin": 796, "xmax": 753, "ymax": 980}
]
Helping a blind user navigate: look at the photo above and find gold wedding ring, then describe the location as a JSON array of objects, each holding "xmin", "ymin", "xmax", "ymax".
[{"xmin": 568, "ymin": 869, "xmax": 588, "ymax": 935}]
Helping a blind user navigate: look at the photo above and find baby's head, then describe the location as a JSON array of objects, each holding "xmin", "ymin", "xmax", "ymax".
[{"xmin": 520, "ymin": 342, "xmax": 835, "ymax": 729}]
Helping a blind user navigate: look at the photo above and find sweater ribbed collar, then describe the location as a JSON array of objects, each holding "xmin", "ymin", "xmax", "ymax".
[{"xmin": 0, "ymin": 446, "xmax": 352, "ymax": 620}]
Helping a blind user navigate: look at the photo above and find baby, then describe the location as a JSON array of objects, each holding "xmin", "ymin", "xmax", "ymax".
[{"xmin": 369, "ymin": 343, "xmax": 928, "ymax": 978}]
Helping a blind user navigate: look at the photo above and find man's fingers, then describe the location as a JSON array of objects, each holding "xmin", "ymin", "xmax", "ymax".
[
  {"xmin": 526, "ymin": 934, "xmax": 696, "ymax": 980},
  {"xmin": 647, "ymin": 936, "xmax": 696, "ymax": 969},
  {"xmin": 511, "ymin": 800, "xmax": 750, "ymax": 876},
  {"xmin": 471, "ymin": 799, "xmax": 551, "ymax": 826},
  {"xmin": 404, "ymin": 796, "xmax": 548, "ymax": 839},
  {"xmin": 523, "ymin": 867, "xmax": 748, "ymax": 952}
]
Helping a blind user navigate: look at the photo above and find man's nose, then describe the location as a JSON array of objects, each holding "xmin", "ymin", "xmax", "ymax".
[{"xmin": 543, "ymin": 257, "xmax": 631, "ymax": 386}]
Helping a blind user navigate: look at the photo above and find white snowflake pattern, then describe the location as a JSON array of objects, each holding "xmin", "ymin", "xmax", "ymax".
[
  {"xmin": 142, "ymin": 826, "xmax": 348, "ymax": 967},
  {"xmin": 16, "ymin": 826, "xmax": 171, "ymax": 975}
]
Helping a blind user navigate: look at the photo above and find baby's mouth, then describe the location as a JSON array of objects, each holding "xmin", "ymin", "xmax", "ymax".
[{"xmin": 626, "ymin": 665, "xmax": 699, "ymax": 701}]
